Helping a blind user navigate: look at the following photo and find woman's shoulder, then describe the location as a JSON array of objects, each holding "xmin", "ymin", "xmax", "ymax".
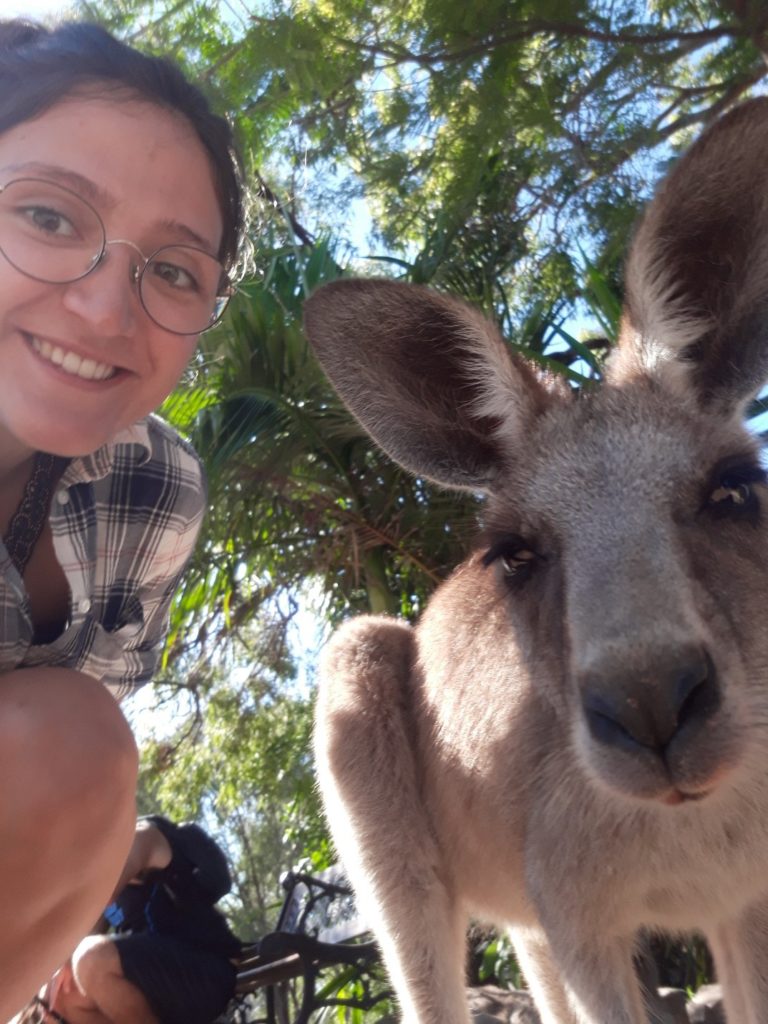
[
  {"xmin": 67, "ymin": 413, "xmax": 207, "ymax": 536},
  {"xmin": 104, "ymin": 415, "xmax": 207, "ymax": 515},
  {"xmin": 73, "ymin": 415, "xmax": 204, "ymax": 490},
  {"xmin": 115, "ymin": 414, "xmax": 204, "ymax": 476}
]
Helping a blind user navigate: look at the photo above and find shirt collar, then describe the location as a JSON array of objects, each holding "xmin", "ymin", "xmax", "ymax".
[{"xmin": 61, "ymin": 417, "xmax": 153, "ymax": 486}]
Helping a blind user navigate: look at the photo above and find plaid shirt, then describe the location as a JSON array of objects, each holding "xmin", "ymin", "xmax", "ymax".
[{"xmin": 0, "ymin": 415, "xmax": 206, "ymax": 698}]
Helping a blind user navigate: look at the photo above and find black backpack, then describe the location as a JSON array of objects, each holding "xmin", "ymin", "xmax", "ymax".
[{"xmin": 143, "ymin": 816, "xmax": 232, "ymax": 905}]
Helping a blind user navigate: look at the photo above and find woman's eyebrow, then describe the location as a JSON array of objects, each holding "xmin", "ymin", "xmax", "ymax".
[
  {"xmin": 3, "ymin": 161, "xmax": 115, "ymax": 208},
  {"xmin": 2, "ymin": 162, "xmax": 219, "ymax": 253},
  {"xmin": 155, "ymin": 218, "xmax": 218, "ymax": 253}
]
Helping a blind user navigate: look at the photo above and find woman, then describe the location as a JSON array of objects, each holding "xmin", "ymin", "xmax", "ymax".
[{"xmin": 0, "ymin": 19, "xmax": 244, "ymax": 1020}]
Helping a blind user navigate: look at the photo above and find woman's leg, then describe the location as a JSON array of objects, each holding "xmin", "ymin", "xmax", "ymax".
[
  {"xmin": 0, "ymin": 668, "xmax": 137, "ymax": 1021},
  {"xmin": 70, "ymin": 936, "xmax": 159, "ymax": 1024},
  {"xmin": 40, "ymin": 959, "xmax": 113, "ymax": 1024},
  {"xmin": 86, "ymin": 933, "xmax": 238, "ymax": 1024}
]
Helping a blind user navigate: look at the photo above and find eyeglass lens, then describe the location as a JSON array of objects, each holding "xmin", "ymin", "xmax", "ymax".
[{"xmin": 0, "ymin": 178, "xmax": 229, "ymax": 334}]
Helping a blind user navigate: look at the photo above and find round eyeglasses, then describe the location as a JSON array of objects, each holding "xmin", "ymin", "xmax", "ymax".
[{"xmin": 0, "ymin": 177, "xmax": 233, "ymax": 335}]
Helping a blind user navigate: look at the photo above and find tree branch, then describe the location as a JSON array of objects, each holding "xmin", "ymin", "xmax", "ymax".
[
  {"xmin": 327, "ymin": 19, "xmax": 743, "ymax": 70},
  {"xmin": 254, "ymin": 171, "xmax": 316, "ymax": 248}
]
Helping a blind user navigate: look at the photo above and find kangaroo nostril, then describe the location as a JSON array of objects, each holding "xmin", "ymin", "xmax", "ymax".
[
  {"xmin": 581, "ymin": 649, "xmax": 720, "ymax": 754},
  {"xmin": 675, "ymin": 653, "xmax": 720, "ymax": 733},
  {"xmin": 583, "ymin": 696, "xmax": 648, "ymax": 755},
  {"xmin": 673, "ymin": 661, "xmax": 704, "ymax": 712}
]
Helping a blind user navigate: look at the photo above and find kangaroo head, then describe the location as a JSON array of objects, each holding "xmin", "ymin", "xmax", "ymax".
[{"xmin": 303, "ymin": 98, "xmax": 768, "ymax": 809}]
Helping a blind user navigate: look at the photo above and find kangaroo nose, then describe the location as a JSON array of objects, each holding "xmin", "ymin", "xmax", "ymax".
[{"xmin": 581, "ymin": 648, "xmax": 720, "ymax": 753}]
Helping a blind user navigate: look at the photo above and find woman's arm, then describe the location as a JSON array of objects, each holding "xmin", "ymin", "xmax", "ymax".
[{"xmin": 110, "ymin": 819, "xmax": 173, "ymax": 897}]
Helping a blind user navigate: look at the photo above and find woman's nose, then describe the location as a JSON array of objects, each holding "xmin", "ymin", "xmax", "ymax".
[{"xmin": 60, "ymin": 248, "xmax": 139, "ymax": 337}]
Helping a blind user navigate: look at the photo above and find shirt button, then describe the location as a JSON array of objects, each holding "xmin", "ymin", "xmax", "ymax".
[
  {"xmin": 56, "ymin": 489, "xmax": 70, "ymax": 505},
  {"xmin": 78, "ymin": 598, "xmax": 92, "ymax": 614}
]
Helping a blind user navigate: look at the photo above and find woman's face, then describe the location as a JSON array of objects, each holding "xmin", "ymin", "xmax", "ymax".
[{"xmin": 0, "ymin": 94, "xmax": 224, "ymax": 460}]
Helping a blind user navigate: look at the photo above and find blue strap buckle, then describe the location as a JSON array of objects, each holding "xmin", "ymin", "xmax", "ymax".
[{"xmin": 103, "ymin": 902, "xmax": 125, "ymax": 928}]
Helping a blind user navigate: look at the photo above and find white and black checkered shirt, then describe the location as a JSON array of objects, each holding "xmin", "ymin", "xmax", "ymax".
[{"xmin": 1, "ymin": 415, "xmax": 206, "ymax": 699}]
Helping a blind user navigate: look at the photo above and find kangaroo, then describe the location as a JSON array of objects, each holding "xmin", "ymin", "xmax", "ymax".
[{"xmin": 302, "ymin": 98, "xmax": 768, "ymax": 1024}]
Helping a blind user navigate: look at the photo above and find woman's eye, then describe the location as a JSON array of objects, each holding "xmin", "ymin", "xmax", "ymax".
[
  {"xmin": 23, "ymin": 204, "xmax": 76, "ymax": 238},
  {"xmin": 150, "ymin": 260, "xmax": 197, "ymax": 292}
]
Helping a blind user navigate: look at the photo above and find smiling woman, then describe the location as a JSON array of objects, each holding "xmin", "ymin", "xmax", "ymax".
[
  {"xmin": 0, "ymin": 18, "xmax": 245, "ymax": 1024},
  {"xmin": 0, "ymin": 97, "xmax": 224, "ymax": 457}
]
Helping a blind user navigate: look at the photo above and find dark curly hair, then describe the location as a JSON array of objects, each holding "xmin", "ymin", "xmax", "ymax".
[{"xmin": 0, "ymin": 19, "xmax": 245, "ymax": 273}]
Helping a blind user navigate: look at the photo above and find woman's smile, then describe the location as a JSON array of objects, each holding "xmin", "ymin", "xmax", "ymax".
[{"xmin": 27, "ymin": 333, "xmax": 118, "ymax": 382}]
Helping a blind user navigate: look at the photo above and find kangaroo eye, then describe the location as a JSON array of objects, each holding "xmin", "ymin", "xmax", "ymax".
[
  {"xmin": 705, "ymin": 462, "xmax": 765, "ymax": 521},
  {"xmin": 500, "ymin": 548, "xmax": 537, "ymax": 576},
  {"xmin": 482, "ymin": 537, "xmax": 540, "ymax": 584},
  {"xmin": 709, "ymin": 482, "xmax": 751, "ymax": 507}
]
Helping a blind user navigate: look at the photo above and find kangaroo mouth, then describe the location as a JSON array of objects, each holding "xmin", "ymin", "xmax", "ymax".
[
  {"xmin": 581, "ymin": 711, "xmax": 738, "ymax": 808},
  {"xmin": 659, "ymin": 787, "xmax": 710, "ymax": 807}
]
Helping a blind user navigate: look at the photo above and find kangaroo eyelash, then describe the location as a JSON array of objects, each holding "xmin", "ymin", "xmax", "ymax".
[{"xmin": 706, "ymin": 457, "xmax": 766, "ymax": 488}]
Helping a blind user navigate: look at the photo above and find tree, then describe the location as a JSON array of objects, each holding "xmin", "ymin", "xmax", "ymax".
[
  {"xmin": 134, "ymin": 612, "xmax": 323, "ymax": 938},
  {"xmin": 79, "ymin": 0, "xmax": 768, "ymax": 336}
]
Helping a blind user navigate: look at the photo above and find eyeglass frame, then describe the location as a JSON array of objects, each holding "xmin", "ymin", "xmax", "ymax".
[{"xmin": 0, "ymin": 177, "xmax": 235, "ymax": 336}]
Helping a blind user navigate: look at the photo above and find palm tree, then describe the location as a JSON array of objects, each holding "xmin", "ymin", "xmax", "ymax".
[{"xmin": 162, "ymin": 234, "xmax": 482, "ymax": 667}]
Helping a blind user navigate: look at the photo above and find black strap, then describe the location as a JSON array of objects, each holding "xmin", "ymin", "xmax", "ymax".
[
  {"xmin": 3, "ymin": 453, "xmax": 69, "ymax": 576},
  {"xmin": 31, "ymin": 995, "xmax": 70, "ymax": 1024}
]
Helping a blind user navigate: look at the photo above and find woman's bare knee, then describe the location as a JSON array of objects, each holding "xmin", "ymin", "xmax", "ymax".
[
  {"xmin": 0, "ymin": 667, "xmax": 137, "ymax": 928},
  {"xmin": 2, "ymin": 670, "xmax": 137, "ymax": 896},
  {"xmin": 0, "ymin": 668, "xmax": 137, "ymax": 831},
  {"xmin": 0, "ymin": 670, "xmax": 139, "ymax": 1021}
]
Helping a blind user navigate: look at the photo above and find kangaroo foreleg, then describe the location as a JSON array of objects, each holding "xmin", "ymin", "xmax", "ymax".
[
  {"xmin": 520, "ymin": 920, "xmax": 649, "ymax": 1024},
  {"xmin": 315, "ymin": 617, "xmax": 470, "ymax": 1024},
  {"xmin": 511, "ymin": 927, "xmax": 580, "ymax": 1024},
  {"xmin": 708, "ymin": 896, "xmax": 768, "ymax": 1024}
]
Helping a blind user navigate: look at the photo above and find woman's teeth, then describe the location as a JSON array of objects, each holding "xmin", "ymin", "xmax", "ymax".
[{"xmin": 30, "ymin": 336, "xmax": 116, "ymax": 381}]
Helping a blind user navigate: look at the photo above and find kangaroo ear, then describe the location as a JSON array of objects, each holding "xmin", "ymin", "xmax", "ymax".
[
  {"xmin": 303, "ymin": 279, "xmax": 555, "ymax": 492},
  {"xmin": 610, "ymin": 97, "xmax": 768, "ymax": 415}
]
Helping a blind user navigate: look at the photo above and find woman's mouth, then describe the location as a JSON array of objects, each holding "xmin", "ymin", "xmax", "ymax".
[{"xmin": 28, "ymin": 335, "xmax": 117, "ymax": 382}]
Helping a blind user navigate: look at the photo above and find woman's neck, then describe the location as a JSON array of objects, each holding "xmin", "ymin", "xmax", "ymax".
[
  {"xmin": 0, "ymin": 429, "xmax": 37, "ymax": 496},
  {"xmin": 0, "ymin": 457, "xmax": 37, "ymax": 543}
]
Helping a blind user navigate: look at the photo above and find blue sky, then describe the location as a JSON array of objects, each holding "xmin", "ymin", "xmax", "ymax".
[{"xmin": 5, "ymin": 0, "xmax": 73, "ymax": 17}]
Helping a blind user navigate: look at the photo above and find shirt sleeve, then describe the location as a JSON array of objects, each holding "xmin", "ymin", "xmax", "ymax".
[
  {"xmin": 77, "ymin": 423, "xmax": 207, "ymax": 699},
  {"xmin": 103, "ymin": 537, "xmax": 202, "ymax": 696},
  {"xmin": 103, "ymin": 483, "xmax": 205, "ymax": 698}
]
